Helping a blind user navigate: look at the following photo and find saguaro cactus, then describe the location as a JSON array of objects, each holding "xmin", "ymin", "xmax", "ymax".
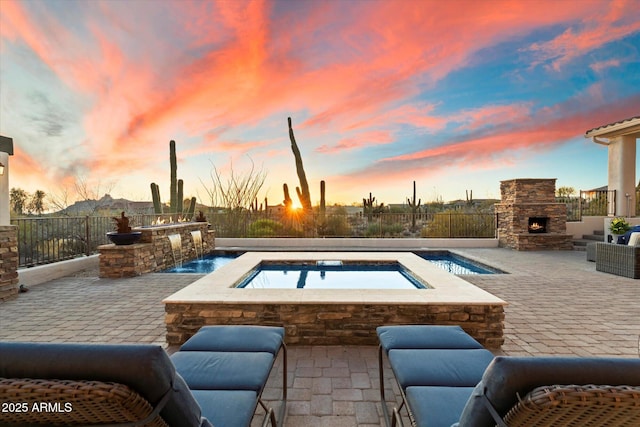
[
  {"xmin": 150, "ymin": 183, "xmax": 163, "ymax": 214},
  {"xmin": 287, "ymin": 117, "xmax": 312, "ymax": 211},
  {"xmin": 150, "ymin": 140, "xmax": 193, "ymax": 216},
  {"xmin": 363, "ymin": 192, "xmax": 376, "ymax": 221},
  {"xmin": 177, "ymin": 179, "xmax": 184, "ymax": 215},
  {"xmin": 186, "ymin": 196, "xmax": 197, "ymax": 218},
  {"xmin": 319, "ymin": 180, "xmax": 326, "ymax": 219},
  {"xmin": 407, "ymin": 181, "xmax": 422, "ymax": 231},
  {"xmin": 170, "ymin": 140, "xmax": 178, "ymax": 213},
  {"xmin": 283, "ymin": 183, "xmax": 293, "ymax": 210}
]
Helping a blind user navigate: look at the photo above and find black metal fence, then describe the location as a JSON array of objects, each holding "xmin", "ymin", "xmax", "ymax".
[
  {"xmin": 207, "ymin": 211, "xmax": 497, "ymax": 239},
  {"xmin": 10, "ymin": 214, "xmax": 178, "ymax": 268},
  {"xmin": 11, "ymin": 212, "xmax": 496, "ymax": 268},
  {"xmin": 11, "ymin": 189, "xmax": 635, "ymax": 268},
  {"xmin": 562, "ymin": 189, "xmax": 621, "ymax": 221}
]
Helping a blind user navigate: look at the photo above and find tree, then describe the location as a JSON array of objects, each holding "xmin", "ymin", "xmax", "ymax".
[
  {"xmin": 201, "ymin": 158, "xmax": 266, "ymax": 211},
  {"xmin": 28, "ymin": 190, "xmax": 47, "ymax": 215},
  {"xmin": 200, "ymin": 158, "xmax": 267, "ymax": 236},
  {"xmin": 10, "ymin": 188, "xmax": 28, "ymax": 215},
  {"xmin": 556, "ymin": 186, "xmax": 576, "ymax": 198}
]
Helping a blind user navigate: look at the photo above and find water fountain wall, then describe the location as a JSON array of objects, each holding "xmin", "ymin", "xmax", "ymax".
[
  {"xmin": 167, "ymin": 234, "xmax": 183, "ymax": 268},
  {"xmin": 191, "ymin": 230, "xmax": 203, "ymax": 259},
  {"xmin": 99, "ymin": 222, "xmax": 214, "ymax": 278}
]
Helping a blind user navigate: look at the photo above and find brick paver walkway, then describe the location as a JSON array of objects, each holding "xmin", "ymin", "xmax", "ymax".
[{"xmin": 1, "ymin": 248, "xmax": 638, "ymax": 426}]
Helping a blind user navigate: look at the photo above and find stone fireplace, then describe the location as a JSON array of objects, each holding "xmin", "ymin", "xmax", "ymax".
[{"xmin": 496, "ymin": 178, "xmax": 573, "ymax": 250}]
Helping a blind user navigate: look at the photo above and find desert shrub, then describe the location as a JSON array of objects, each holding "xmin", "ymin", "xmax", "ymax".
[
  {"xmin": 365, "ymin": 222, "xmax": 404, "ymax": 237},
  {"xmin": 248, "ymin": 219, "xmax": 284, "ymax": 237},
  {"xmin": 421, "ymin": 212, "xmax": 495, "ymax": 238},
  {"xmin": 321, "ymin": 214, "xmax": 351, "ymax": 236}
]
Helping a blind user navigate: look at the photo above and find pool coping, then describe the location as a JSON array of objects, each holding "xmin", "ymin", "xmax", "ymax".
[{"xmin": 163, "ymin": 252, "xmax": 506, "ymax": 305}]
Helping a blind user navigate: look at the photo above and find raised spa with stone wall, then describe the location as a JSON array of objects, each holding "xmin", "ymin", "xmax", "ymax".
[{"xmin": 164, "ymin": 252, "xmax": 506, "ymax": 348}]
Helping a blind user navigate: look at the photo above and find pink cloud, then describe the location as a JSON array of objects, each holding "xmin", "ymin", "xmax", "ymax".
[
  {"xmin": 590, "ymin": 58, "xmax": 622, "ymax": 73},
  {"xmin": 526, "ymin": 0, "xmax": 640, "ymax": 71},
  {"xmin": 2, "ymin": 0, "xmax": 638, "ymax": 201},
  {"xmin": 316, "ymin": 130, "xmax": 393, "ymax": 154},
  {"xmin": 344, "ymin": 92, "xmax": 640, "ymax": 185},
  {"xmin": 451, "ymin": 104, "xmax": 533, "ymax": 132}
]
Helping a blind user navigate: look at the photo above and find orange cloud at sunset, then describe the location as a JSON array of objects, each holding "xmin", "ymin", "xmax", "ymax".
[{"xmin": 1, "ymin": 0, "xmax": 638, "ymax": 206}]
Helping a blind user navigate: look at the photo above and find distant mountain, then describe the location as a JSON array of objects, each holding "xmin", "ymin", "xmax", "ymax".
[{"xmin": 58, "ymin": 194, "xmax": 155, "ymax": 215}]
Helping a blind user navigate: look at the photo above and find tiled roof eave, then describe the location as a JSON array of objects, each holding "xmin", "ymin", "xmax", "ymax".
[{"xmin": 584, "ymin": 116, "xmax": 640, "ymax": 138}]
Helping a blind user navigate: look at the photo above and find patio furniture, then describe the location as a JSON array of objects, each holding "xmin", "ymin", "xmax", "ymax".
[
  {"xmin": 172, "ymin": 325, "xmax": 287, "ymax": 426},
  {"xmin": 456, "ymin": 356, "xmax": 640, "ymax": 427},
  {"xmin": 0, "ymin": 326, "xmax": 287, "ymax": 427},
  {"xmin": 595, "ymin": 242, "xmax": 640, "ymax": 278},
  {"xmin": 377, "ymin": 325, "xmax": 640, "ymax": 427},
  {"xmin": 586, "ymin": 241, "xmax": 598, "ymax": 262},
  {"xmin": 0, "ymin": 342, "xmax": 209, "ymax": 426},
  {"xmin": 377, "ymin": 325, "xmax": 494, "ymax": 427}
]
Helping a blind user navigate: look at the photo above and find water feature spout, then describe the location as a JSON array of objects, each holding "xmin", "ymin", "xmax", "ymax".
[
  {"xmin": 191, "ymin": 230, "xmax": 203, "ymax": 260},
  {"xmin": 167, "ymin": 234, "xmax": 182, "ymax": 268}
]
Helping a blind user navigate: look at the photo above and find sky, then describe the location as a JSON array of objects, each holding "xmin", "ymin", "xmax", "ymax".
[{"xmin": 1, "ymin": 0, "xmax": 639, "ymax": 209}]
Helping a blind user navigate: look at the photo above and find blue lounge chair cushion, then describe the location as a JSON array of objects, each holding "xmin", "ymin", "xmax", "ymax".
[
  {"xmin": 192, "ymin": 390, "xmax": 258, "ymax": 427},
  {"xmin": 181, "ymin": 325, "xmax": 284, "ymax": 354},
  {"xmin": 377, "ymin": 325, "xmax": 484, "ymax": 353},
  {"xmin": 457, "ymin": 356, "xmax": 640, "ymax": 427},
  {"xmin": 172, "ymin": 351, "xmax": 274, "ymax": 392},
  {"xmin": 0, "ymin": 342, "xmax": 203, "ymax": 427},
  {"xmin": 388, "ymin": 349, "xmax": 494, "ymax": 388},
  {"xmin": 618, "ymin": 225, "xmax": 640, "ymax": 244},
  {"xmin": 406, "ymin": 386, "xmax": 476, "ymax": 427}
]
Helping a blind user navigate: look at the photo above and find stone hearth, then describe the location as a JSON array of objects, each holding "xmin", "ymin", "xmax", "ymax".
[{"xmin": 496, "ymin": 178, "xmax": 573, "ymax": 251}]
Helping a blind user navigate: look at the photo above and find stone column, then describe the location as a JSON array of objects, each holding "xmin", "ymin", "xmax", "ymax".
[
  {"xmin": 0, "ymin": 151, "xmax": 9, "ymax": 226},
  {"xmin": 0, "ymin": 225, "xmax": 19, "ymax": 300},
  {"xmin": 608, "ymin": 135, "xmax": 636, "ymax": 217}
]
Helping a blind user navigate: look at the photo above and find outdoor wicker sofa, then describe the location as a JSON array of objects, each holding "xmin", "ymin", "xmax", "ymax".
[
  {"xmin": 378, "ymin": 325, "xmax": 640, "ymax": 427},
  {"xmin": 595, "ymin": 241, "xmax": 640, "ymax": 278},
  {"xmin": 0, "ymin": 325, "xmax": 287, "ymax": 427}
]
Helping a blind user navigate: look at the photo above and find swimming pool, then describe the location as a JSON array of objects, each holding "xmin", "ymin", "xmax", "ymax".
[
  {"xmin": 164, "ymin": 252, "xmax": 240, "ymax": 273},
  {"xmin": 236, "ymin": 262, "xmax": 428, "ymax": 289},
  {"xmin": 163, "ymin": 250, "xmax": 500, "ymax": 275},
  {"xmin": 416, "ymin": 252, "xmax": 501, "ymax": 274}
]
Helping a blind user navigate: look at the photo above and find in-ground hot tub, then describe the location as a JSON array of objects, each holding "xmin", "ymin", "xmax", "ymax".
[{"xmin": 163, "ymin": 252, "xmax": 506, "ymax": 348}]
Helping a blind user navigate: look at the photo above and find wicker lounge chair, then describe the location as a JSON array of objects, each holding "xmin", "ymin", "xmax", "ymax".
[
  {"xmin": 595, "ymin": 242, "xmax": 640, "ymax": 278},
  {"xmin": 0, "ymin": 342, "xmax": 209, "ymax": 426},
  {"xmin": 378, "ymin": 325, "xmax": 640, "ymax": 427},
  {"xmin": 0, "ymin": 326, "xmax": 287, "ymax": 427}
]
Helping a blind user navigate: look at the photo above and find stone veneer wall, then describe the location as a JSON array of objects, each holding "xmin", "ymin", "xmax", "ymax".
[
  {"xmin": 165, "ymin": 302, "xmax": 505, "ymax": 349},
  {"xmin": 99, "ymin": 222, "xmax": 214, "ymax": 278},
  {"xmin": 496, "ymin": 178, "xmax": 573, "ymax": 250},
  {"xmin": 0, "ymin": 225, "xmax": 19, "ymax": 301}
]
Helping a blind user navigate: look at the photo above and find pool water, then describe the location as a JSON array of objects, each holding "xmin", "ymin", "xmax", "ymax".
[
  {"xmin": 236, "ymin": 263, "xmax": 428, "ymax": 289},
  {"xmin": 416, "ymin": 252, "xmax": 499, "ymax": 274},
  {"xmin": 165, "ymin": 253, "xmax": 239, "ymax": 273},
  {"xmin": 162, "ymin": 251, "xmax": 500, "ymax": 275}
]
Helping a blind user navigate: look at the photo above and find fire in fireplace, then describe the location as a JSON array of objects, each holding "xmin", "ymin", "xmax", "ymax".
[{"xmin": 528, "ymin": 217, "xmax": 548, "ymax": 233}]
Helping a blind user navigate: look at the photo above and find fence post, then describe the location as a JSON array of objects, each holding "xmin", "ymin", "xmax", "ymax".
[
  {"xmin": 85, "ymin": 216, "xmax": 91, "ymax": 256},
  {"xmin": 578, "ymin": 192, "xmax": 583, "ymax": 222},
  {"xmin": 448, "ymin": 213, "xmax": 452, "ymax": 238}
]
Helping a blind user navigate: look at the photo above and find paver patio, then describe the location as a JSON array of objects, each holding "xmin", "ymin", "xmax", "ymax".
[{"xmin": 0, "ymin": 247, "xmax": 638, "ymax": 426}]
